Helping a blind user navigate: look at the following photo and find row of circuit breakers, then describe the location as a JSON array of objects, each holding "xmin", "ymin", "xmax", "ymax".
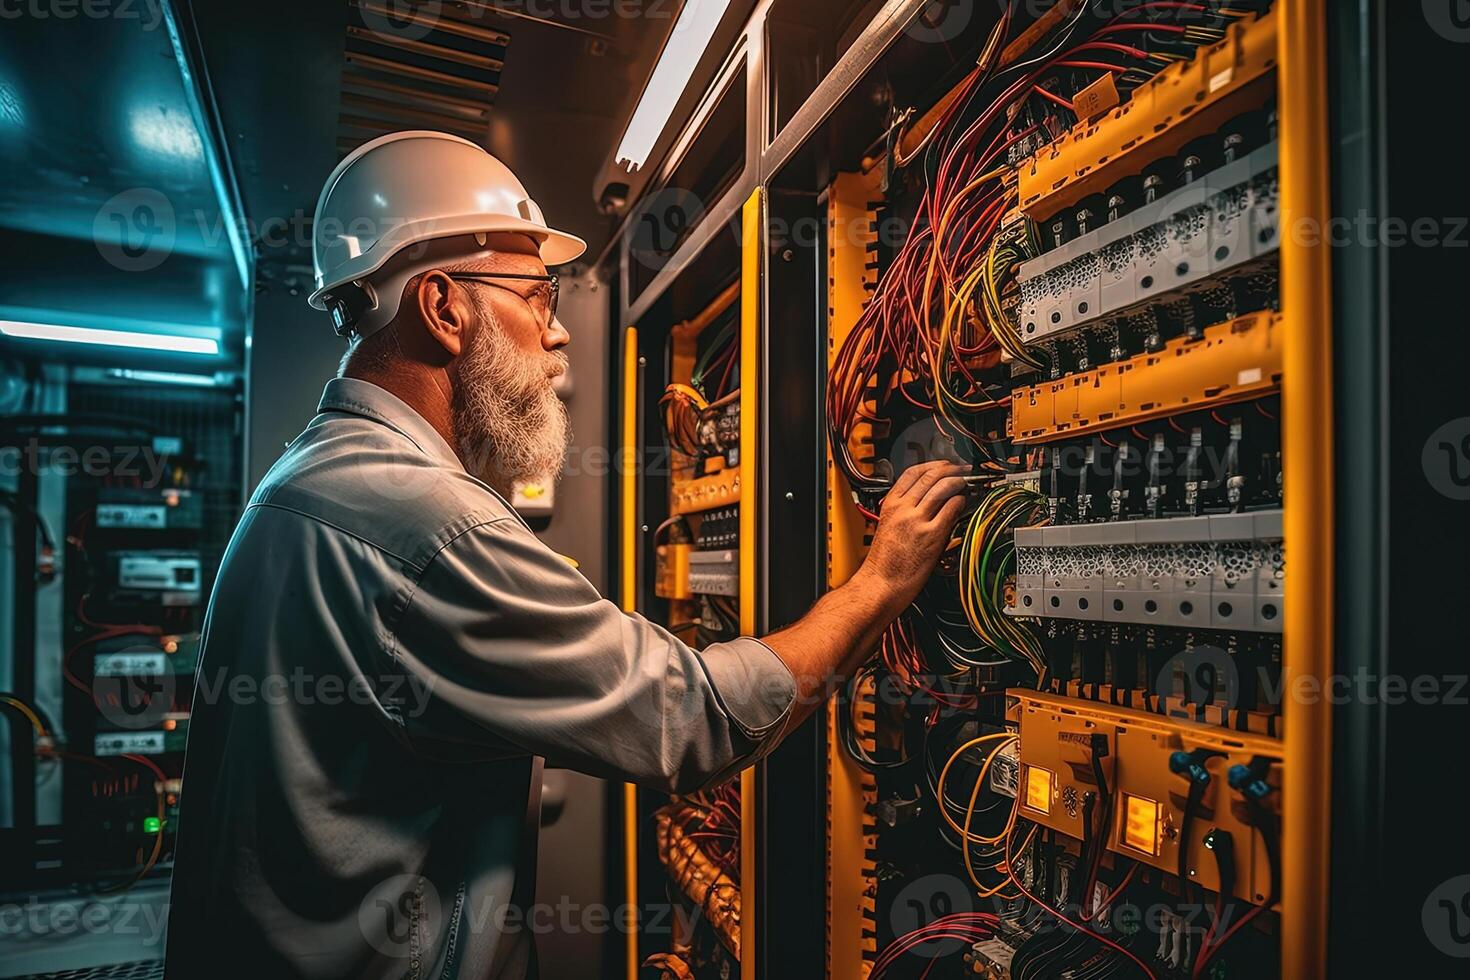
[
  {"xmin": 1011, "ymin": 509, "xmax": 1284, "ymax": 633},
  {"xmin": 1019, "ymin": 137, "xmax": 1279, "ymax": 346}
]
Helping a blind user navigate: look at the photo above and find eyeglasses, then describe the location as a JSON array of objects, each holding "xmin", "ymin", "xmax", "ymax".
[{"xmin": 447, "ymin": 272, "xmax": 559, "ymax": 327}]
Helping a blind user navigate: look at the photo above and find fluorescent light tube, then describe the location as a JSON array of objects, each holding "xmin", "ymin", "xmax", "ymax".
[
  {"xmin": 614, "ymin": 0, "xmax": 732, "ymax": 172},
  {"xmin": 0, "ymin": 320, "xmax": 220, "ymax": 356},
  {"xmin": 107, "ymin": 369, "xmax": 223, "ymax": 387}
]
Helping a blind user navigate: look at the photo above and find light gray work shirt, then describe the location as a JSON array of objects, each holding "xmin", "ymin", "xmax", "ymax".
[{"xmin": 165, "ymin": 377, "xmax": 796, "ymax": 979}]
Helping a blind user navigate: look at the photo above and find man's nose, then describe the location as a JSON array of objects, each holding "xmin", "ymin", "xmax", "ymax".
[{"xmin": 543, "ymin": 315, "xmax": 570, "ymax": 350}]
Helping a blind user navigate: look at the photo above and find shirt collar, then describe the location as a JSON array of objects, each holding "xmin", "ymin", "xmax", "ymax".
[{"xmin": 316, "ymin": 377, "xmax": 464, "ymax": 472}]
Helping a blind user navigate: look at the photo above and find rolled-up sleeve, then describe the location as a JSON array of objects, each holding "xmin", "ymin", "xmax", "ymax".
[{"xmin": 388, "ymin": 517, "xmax": 797, "ymax": 793}]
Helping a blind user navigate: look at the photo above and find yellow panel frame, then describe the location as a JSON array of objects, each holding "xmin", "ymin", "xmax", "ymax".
[
  {"xmin": 826, "ymin": 170, "xmax": 882, "ymax": 980},
  {"xmin": 1012, "ymin": 690, "xmax": 1282, "ymax": 905},
  {"xmin": 1279, "ymin": 0, "xmax": 1334, "ymax": 975},
  {"xmin": 620, "ymin": 326, "xmax": 640, "ymax": 980},
  {"xmin": 738, "ymin": 186, "xmax": 762, "ymax": 980},
  {"xmin": 1010, "ymin": 311, "xmax": 1284, "ymax": 443}
]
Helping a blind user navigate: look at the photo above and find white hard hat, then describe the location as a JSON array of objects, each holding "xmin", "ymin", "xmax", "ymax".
[{"xmin": 308, "ymin": 131, "xmax": 586, "ymax": 336}]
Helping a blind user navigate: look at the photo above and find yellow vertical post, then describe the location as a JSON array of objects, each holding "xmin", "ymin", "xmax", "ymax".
[
  {"xmin": 738, "ymin": 187, "xmax": 763, "ymax": 980},
  {"xmin": 1279, "ymin": 0, "xmax": 1333, "ymax": 976},
  {"xmin": 826, "ymin": 171, "xmax": 882, "ymax": 980},
  {"xmin": 620, "ymin": 326, "xmax": 640, "ymax": 980}
]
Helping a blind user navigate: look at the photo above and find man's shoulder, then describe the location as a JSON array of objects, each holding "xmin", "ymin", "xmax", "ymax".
[{"xmin": 248, "ymin": 411, "xmax": 519, "ymax": 572}]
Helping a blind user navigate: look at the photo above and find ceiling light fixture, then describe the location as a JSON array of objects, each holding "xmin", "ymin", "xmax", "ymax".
[
  {"xmin": 0, "ymin": 320, "xmax": 221, "ymax": 356},
  {"xmin": 614, "ymin": 0, "xmax": 733, "ymax": 173}
]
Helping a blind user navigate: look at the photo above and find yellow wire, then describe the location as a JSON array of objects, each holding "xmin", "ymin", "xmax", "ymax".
[
  {"xmin": 0, "ymin": 696, "xmax": 46, "ymax": 736},
  {"xmin": 935, "ymin": 733, "xmax": 1016, "ymax": 843}
]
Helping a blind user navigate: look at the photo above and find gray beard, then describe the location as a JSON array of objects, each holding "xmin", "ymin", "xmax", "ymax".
[{"xmin": 452, "ymin": 300, "xmax": 571, "ymax": 493}]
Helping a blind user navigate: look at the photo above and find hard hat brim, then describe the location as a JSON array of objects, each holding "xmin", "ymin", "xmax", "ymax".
[{"xmin": 309, "ymin": 217, "xmax": 587, "ymax": 311}]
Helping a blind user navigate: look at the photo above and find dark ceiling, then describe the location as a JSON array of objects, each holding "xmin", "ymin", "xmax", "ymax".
[{"xmin": 191, "ymin": 0, "xmax": 678, "ymax": 299}]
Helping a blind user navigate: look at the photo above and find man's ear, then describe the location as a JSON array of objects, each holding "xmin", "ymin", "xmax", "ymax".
[{"xmin": 412, "ymin": 270, "xmax": 472, "ymax": 359}]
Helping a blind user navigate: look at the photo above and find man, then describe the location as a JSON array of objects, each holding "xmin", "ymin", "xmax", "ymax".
[{"xmin": 165, "ymin": 132, "xmax": 969, "ymax": 979}]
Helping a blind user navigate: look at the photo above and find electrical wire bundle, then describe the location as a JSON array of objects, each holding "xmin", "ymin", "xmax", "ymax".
[
  {"xmin": 957, "ymin": 483, "xmax": 1048, "ymax": 682},
  {"xmin": 671, "ymin": 781, "xmax": 742, "ymax": 879},
  {"xmin": 660, "ymin": 384, "xmax": 738, "ymax": 460},
  {"xmin": 688, "ymin": 309, "xmax": 739, "ymax": 402},
  {"xmin": 662, "ymin": 308, "xmax": 740, "ymax": 460},
  {"xmin": 1003, "ymin": 821, "xmax": 1160, "ymax": 979},
  {"xmin": 829, "ymin": 0, "xmax": 1270, "ymax": 495},
  {"xmin": 869, "ymin": 911, "xmax": 1000, "ymax": 980},
  {"xmin": 932, "ymin": 731, "xmax": 1030, "ymax": 900}
]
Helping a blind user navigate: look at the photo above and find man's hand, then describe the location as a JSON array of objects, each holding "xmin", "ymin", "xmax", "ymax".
[
  {"xmin": 758, "ymin": 459, "xmax": 972, "ymax": 731},
  {"xmin": 857, "ymin": 460, "xmax": 972, "ymax": 613}
]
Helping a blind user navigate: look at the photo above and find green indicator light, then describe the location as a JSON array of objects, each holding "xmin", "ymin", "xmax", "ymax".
[{"xmin": 143, "ymin": 816, "xmax": 162, "ymax": 834}]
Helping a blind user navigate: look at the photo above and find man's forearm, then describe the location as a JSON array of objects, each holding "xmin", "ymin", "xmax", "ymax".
[{"xmin": 759, "ymin": 567, "xmax": 908, "ymax": 727}]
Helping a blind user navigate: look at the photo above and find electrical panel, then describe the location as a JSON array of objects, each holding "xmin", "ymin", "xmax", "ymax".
[
  {"xmin": 819, "ymin": 2, "xmax": 1288, "ymax": 978},
  {"xmin": 2, "ymin": 372, "xmax": 241, "ymax": 892},
  {"xmin": 628, "ymin": 268, "xmax": 749, "ymax": 979}
]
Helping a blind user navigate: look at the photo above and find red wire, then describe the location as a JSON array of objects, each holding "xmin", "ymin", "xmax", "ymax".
[
  {"xmin": 1112, "ymin": 1, "xmax": 1208, "ymax": 18},
  {"xmin": 1193, "ymin": 903, "xmax": 1270, "ymax": 977},
  {"xmin": 1055, "ymin": 60, "xmax": 1130, "ymax": 73},
  {"xmin": 1004, "ymin": 823, "xmax": 1159, "ymax": 979},
  {"xmin": 1091, "ymin": 23, "xmax": 1188, "ymax": 38},
  {"xmin": 122, "ymin": 753, "xmax": 167, "ymax": 785},
  {"xmin": 1069, "ymin": 40, "xmax": 1152, "ymax": 59}
]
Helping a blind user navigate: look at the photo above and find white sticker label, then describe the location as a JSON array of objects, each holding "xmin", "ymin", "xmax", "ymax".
[
  {"xmin": 988, "ymin": 739, "xmax": 1021, "ymax": 798},
  {"xmin": 95, "ymin": 731, "xmax": 166, "ymax": 756},
  {"xmin": 1238, "ymin": 367, "xmax": 1263, "ymax": 385},
  {"xmin": 95, "ymin": 652, "xmax": 168, "ymax": 677},
  {"xmin": 1210, "ymin": 68, "xmax": 1234, "ymax": 92}
]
